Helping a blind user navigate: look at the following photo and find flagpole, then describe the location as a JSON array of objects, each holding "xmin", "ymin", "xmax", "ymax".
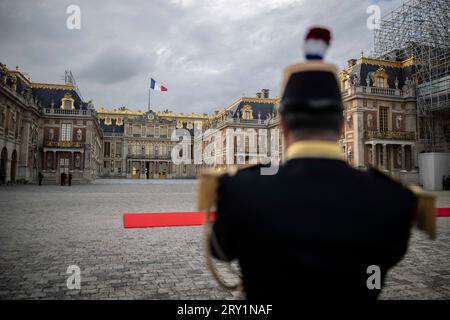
[{"xmin": 148, "ymin": 87, "xmax": 151, "ymax": 112}]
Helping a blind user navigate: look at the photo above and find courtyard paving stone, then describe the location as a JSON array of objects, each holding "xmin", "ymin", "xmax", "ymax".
[{"xmin": 0, "ymin": 181, "xmax": 448, "ymax": 300}]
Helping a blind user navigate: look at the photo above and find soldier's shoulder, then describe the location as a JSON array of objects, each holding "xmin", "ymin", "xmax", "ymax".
[
  {"xmin": 366, "ymin": 166, "xmax": 410, "ymax": 189},
  {"xmin": 365, "ymin": 167, "xmax": 438, "ymax": 240},
  {"xmin": 221, "ymin": 163, "xmax": 276, "ymax": 184},
  {"xmin": 196, "ymin": 165, "xmax": 266, "ymax": 211}
]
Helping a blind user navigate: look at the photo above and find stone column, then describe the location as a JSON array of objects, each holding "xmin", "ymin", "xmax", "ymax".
[
  {"xmin": 126, "ymin": 159, "xmax": 131, "ymax": 178},
  {"xmin": 4, "ymin": 156, "xmax": 10, "ymax": 184},
  {"xmin": 382, "ymin": 144, "xmax": 387, "ymax": 171},
  {"xmin": 401, "ymin": 145, "xmax": 406, "ymax": 171},
  {"xmin": 411, "ymin": 144, "xmax": 417, "ymax": 170},
  {"xmin": 43, "ymin": 152, "xmax": 47, "ymax": 170},
  {"xmin": 371, "ymin": 143, "xmax": 376, "ymax": 167},
  {"xmin": 140, "ymin": 160, "xmax": 145, "ymax": 179},
  {"xmin": 53, "ymin": 151, "xmax": 57, "ymax": 170},
  {"xmin": 167, "ymin": 161, "xmax": 171, "ymax": 179},
  {"xmin": 353, "ymin": 110, "xmax": 365, "ymax": 168}
]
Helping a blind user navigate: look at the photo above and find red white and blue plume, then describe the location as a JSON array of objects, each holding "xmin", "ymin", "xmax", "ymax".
[{"xmin": 303, "ymin": 27, "xmax": 331, "ymax": 60}]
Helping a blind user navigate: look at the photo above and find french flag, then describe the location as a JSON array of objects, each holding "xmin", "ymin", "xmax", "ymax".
[{"xmin": 150, "ymin": 78, "xmax": 168, "ymax": 91}]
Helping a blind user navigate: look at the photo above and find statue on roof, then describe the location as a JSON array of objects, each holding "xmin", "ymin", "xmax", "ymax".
[{"xmin": 349, "ymin": 74, "xmax": 360, "ymax": 87}]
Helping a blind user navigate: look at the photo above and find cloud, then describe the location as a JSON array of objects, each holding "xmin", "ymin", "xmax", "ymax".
[
  {"xmin": 79, "ymin": 45, "xmax": 150, "ymax": 85},
  {"xmin": 0, "ymin": 0, "xmax": 405, "ymax": 113}
]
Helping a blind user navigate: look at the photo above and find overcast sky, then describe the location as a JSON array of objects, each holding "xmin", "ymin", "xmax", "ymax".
[{"xmin": 0, "ymin": 0, "xmax": 403, "ymax": 113}]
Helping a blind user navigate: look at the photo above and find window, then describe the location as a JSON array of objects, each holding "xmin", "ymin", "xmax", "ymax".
[
  {"xmin": 149, "ymin": 144, "xmax": 154, "ymax": 156},
  {"xmin": 148, "ymin": 126, "xmax": 154, "ymax": 137},
  {"xmin": 104, "ymin": 142, "xmax": 110, "ymax": 157},
  {"xmin": 116, "ymin": 143, "xmax": 122, "ymax": 157},
  {"xmin": 60, "ymin": 93, "xmax": 74, "ymax": 109},
  {"xmin": 61, "ymin": 123, "xmax": 72, "ymax": 141},
  {"xmin": 376, "ymin": 77, "xmax": 385, "ymax": 88},
  {"xmin": 132, "ymin": 125, "xmax": 141, "ymax": 137},
  {"xmin": 379, "ymin": 107, "xmax": 389, "ymax": 132}
]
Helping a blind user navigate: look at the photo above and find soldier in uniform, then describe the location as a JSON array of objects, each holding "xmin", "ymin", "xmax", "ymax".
[{"xmin": 198, "ymin": 27, "xmax": 436, "ymax": 300}]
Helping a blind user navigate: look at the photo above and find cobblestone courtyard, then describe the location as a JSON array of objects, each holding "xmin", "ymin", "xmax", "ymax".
[{"xmin": 0, "ymin": 180, "xmax": 449, "ymax": 300}]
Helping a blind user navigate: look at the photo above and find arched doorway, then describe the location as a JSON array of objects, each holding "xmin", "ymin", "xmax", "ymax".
[
  {"xmin": 0, "ymin": 147, "xmax": 7, "ymax": 184},
  {"xmin": 10, "ymin": 150, "xmax": 17, "ymax": 183}
]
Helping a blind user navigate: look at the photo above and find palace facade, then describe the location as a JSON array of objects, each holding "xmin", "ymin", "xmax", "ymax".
[
  {"xmin": 196, "ymin": 89, "xmax": 282, "ymax": 171},
  {"xmin": 0, "ymin": 63, "xmax": 103, "ymax": 185},
  {"xmin": 338, "ymin": 54, "xmax": 419, "ymax": 184},
  {"xmin": 0, "ymin": 55, "xmax": 433, "ymax": 185},
  {"xmin": 97, "ymin": 107, "xmax": 208, "ymax": 179}
]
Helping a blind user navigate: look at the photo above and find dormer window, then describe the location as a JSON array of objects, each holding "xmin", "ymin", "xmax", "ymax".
[
  {"xmin": 374, "ymin": 67, "xmax": 388, "ymax": 88},
  {"xmin": 242, "ymin": 104, "xmax": 253, "ymax": 120},
  {"xmin": 376, "ymin": 77, "xmax": 385, "ymax": 88},
  {"xmin": 60, "ymin": 93, "xmax": 75, "ymax": 109}
]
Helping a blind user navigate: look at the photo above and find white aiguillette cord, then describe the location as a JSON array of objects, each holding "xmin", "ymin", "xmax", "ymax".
[{"xmin": 204, "ymin": 209, "xmax": 242, "ymax": 291}]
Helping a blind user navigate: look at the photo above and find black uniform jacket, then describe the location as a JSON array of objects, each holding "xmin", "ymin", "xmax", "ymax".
[{"xmin": 212, "ymin": 141, "xmax": 416, "ymax": 300}]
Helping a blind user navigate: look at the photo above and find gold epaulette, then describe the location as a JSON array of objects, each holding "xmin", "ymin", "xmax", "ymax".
[
  {"xmin": 197, "ymin": 168, "xmax": 225, "ymax": 212},
  {"xmin": 408, "ymin": 185, "xmax": 437, "ymax": 240},
  {"xmin": 196, "ymin": 164, "xmax": 260, "ymax": 212}
]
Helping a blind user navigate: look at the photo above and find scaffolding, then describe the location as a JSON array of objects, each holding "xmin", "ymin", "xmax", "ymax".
[
  {"xmin": 64, "ymin": 69, "xmax": 84, "ymax": 102},
  {"xmin": 373, "ymin": 0, "xmax": 450, "ymax": 151}
]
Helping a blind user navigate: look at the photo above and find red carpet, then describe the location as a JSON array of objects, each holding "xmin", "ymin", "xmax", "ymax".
[
  {"xmin": 437, "ymin": 208, "xmax": 450, "ymax": 217},
  {"xmin": 124, "ymin": 209, "xmax": 449, "ymax": 228},
  {"xmin": 123, "ymin": 212, "xmax": 216, "ymax": 228}
]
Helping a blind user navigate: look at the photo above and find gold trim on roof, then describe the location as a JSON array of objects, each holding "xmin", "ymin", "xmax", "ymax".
[
  {"xmin": 357, "ymin": 56, "xmax": 415, "ymax": 69},
  {"xmin": 96, "ymin": 107, "xmax": 144, "ymax": 115},
  {"xmin": 155, "ymin": 111, "xmax": 211, "ymax": 120},
  {"xmin": 97, "ymin": 115, "xmax": 125, "ymax": 125},
  {"xmin": 338, "ymin": 56, "xmax": 416, "ymax": 81},
  {"xmin": 8, "ymin": 70, "xmax": 32, "ymax": 86},
  {"xmin": 31, "ymin": 82, "xmax": 75, "ymax": 90},
  {"xmin": 217, "ymin": 96, "xmax": 280, "ymax": 118}
]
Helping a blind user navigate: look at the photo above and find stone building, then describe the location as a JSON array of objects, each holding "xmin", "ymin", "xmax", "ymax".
[
  {"xmin": 36, "ymin": 85, "xmax": 103, "ymax": 184},
  {"xmin": 0, "ymin": 58, "xmax": 425, "ymax": 185},
  {"xmin": 197, "ymin": 89, "xmax": 283, "ymax": 171},
  {"xmin": 0, "ymin": 63, "xmax": 103, "ymax": 185},
  {"xmin": 338, "ymin": 53, "xmax": 418, "ymax": 184},
  {"xmin": 97, "ymin": 107, "xmax": 209, "ymax": 179},
  {"xmin": 0, "ymin": 64, "xmax": 41, "ymax": 184}
]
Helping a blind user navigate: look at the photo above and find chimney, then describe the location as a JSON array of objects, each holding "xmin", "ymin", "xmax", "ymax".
[
  {"xmin": 261, "ymin": 89, "xmax": 269, "ymax": 98},
  {"xmin": 256, "ymin": 92, "xmax": 262, "ymax": 98}
]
